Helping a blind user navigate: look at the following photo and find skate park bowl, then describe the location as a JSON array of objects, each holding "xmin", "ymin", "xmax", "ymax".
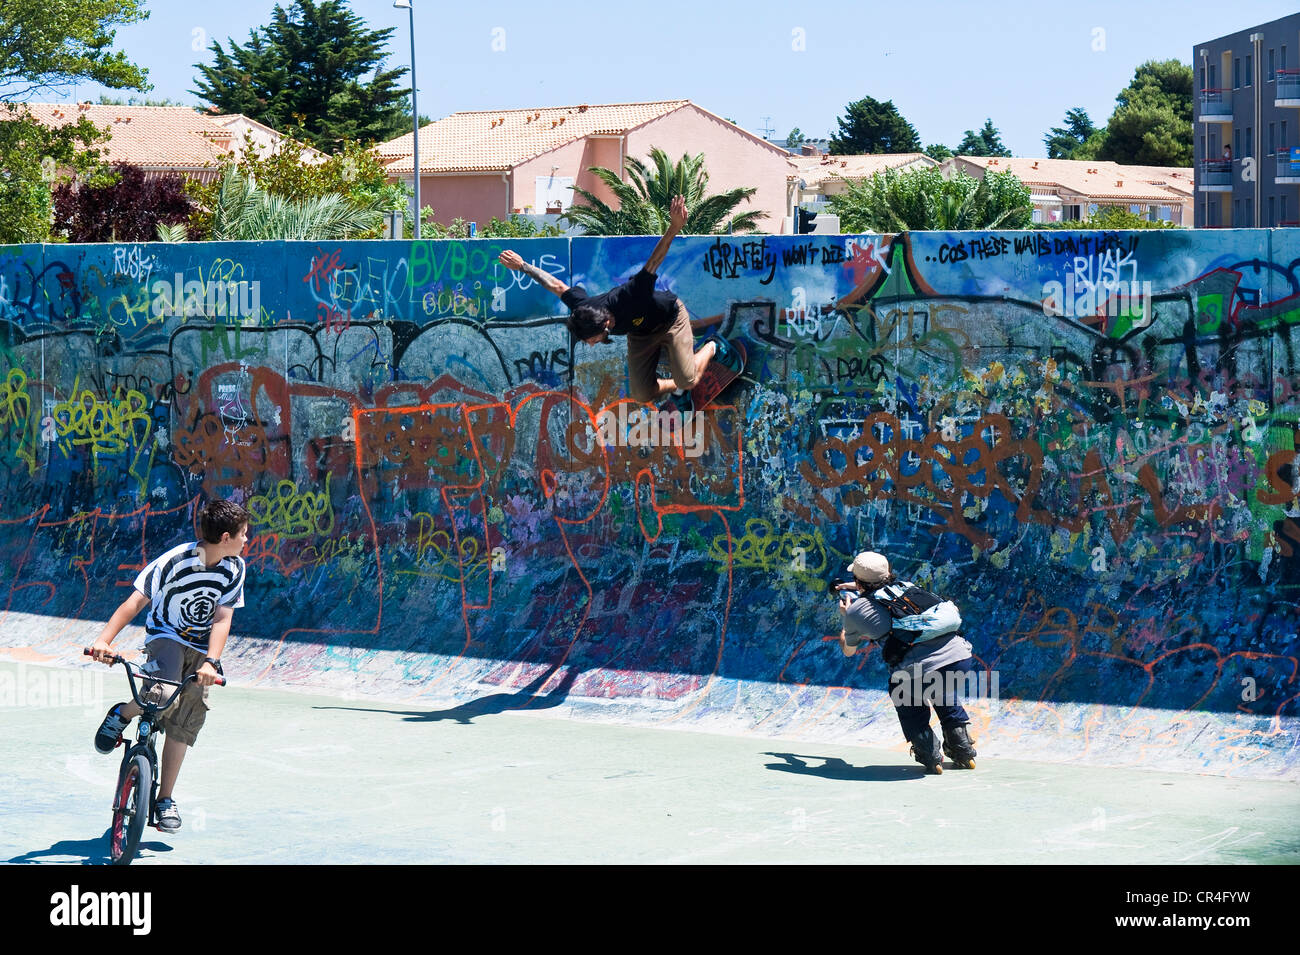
[{"xmin": 0, "ymin": 230, "xmax": 1297, "ymax": 780}]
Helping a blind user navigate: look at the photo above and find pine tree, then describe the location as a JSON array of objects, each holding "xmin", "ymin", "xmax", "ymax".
[
  {"xmin": 829, "ymin": 96, "xmax": 921, "ymax": 154},
  {"xmin": 1043, "ymin": 108, "xmax": 1097, "ymax": 159},
  {"xmin": 192, "ymin": 0, "xmax": 410, "ymax": 152},
  {"xmin": 956, "ymin": 119, "xmax": 1011, "ymax": 157}
]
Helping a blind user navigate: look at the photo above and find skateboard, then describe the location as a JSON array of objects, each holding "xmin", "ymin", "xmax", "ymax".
[{"xmin": 666, "ymin": 336, "xmax": 747, "ymax": 414}]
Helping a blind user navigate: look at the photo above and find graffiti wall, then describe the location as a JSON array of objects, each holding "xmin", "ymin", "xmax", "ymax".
[{"xmin": 1, "ymin": 231, "xmax": 1296, "ymax": 773}]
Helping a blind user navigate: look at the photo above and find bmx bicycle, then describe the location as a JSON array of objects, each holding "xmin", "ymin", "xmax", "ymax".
[{"xmin": 83, "ymin": 648, "xmax": 225, "ymax": 865}]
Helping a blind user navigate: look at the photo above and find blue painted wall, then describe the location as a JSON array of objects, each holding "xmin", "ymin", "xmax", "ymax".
[{"xmin": 0, "ymin": 231, "xmax": 1296, "ymax": 720}]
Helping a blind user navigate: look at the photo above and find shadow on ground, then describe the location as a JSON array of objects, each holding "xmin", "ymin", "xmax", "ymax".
[
  {"xmin": 762, "ymin": 752, "xmax": 929, "ymax": 782},
  {"xmin": 6, "ymin": 828, "xmax": 175, "ymax": 865},
  {"xmin": 314, "ymin": 662, "xmax": 579, "ymax": 724}
]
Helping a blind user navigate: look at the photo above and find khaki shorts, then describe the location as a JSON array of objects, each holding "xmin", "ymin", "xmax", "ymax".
[
  {"xmin": 141, "ymin": 639, "xmax": 210, "ymax": 747},
  {"xmin": 625, "ymin": 300, "xmax": 699, "ymax": 403}
]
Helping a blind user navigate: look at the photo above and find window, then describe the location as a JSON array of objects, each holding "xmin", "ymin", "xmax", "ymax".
[
  {"xmin": 1246, "ymin": 197, "xmax": 1254, "ymax": 226},
  {"xmin": 1210, "ymin": 131, "xmax": 1219, "ymax": 156},
  {"xmin": 1235, "ymin": 129, "xmax": 1242, "ymax": 157},
  {"xmin": 1246, "ymin": 127, "xmax": 1253, "ymax": 156},
  {"xmin": 1269, "ymin": 196, "xmax": 1276, "ymax": 227},
  {"xmin": 1210, "ymin": 64, "xmax": 1217, "ymax": 88},
  {"xmin": 1283, "ymin": 46, "xmax": 1288, "ymax": 70},
  {"xmin": 1201, "ymin": 66, "xmax": 1207, "ymax": 90},
  {"xmin": 1284, "ymin": 120, "xmax": 1289, "ymax": 148},
  {"xmin": 1234, "ymin": 58, "xmax": 1241, "ymax": 88},
  {"xmin": 1246, "ymin": 55, "xmax": 1252, "ymax": 85},
  {"xmin": 1283, "ymin": 195, "xmax": 1289, "ymax": 223},
  {"xmin": 1269, "ymin": 49, "xmax": 1275, "ymax": 81},
  {"xmin": 1234, "ymin": 199, "xmax": 1241, "ymax": 226},
  {"xmin": 1270, "ymin": 122, "xmax": 1276, "ymax": 155}
]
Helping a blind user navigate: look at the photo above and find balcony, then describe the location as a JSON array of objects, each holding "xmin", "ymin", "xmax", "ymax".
[
  {"xmin": 1278, "ymin": 70, "xmax": 1300, "ymax": 107},
  {"xmin": 1199, "ymin": 159, "xmax": 1233, "ymax": 192},
  {"xmin": 1277, "ymin": 151, "xmax": 1300, "ymax": 184},
  {"xmin": 1198, "ymin": 89, "xmax": 1233, "ymax": 121}
]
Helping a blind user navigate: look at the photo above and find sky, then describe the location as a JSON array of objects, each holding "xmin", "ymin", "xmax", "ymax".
[{"xmin": 29, "ymin": 0, "xmax": 1300, "ymax": 157}]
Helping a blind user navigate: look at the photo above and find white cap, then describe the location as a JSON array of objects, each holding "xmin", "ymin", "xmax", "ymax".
[{"xmin": 846, "ymin": 551, "xmax": 890, "ymax": 584}]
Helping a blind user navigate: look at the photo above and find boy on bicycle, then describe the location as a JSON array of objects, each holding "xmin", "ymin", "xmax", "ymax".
[{"xmin": 88, "ymin": 498, "xmax": 249, "ymax": 832}]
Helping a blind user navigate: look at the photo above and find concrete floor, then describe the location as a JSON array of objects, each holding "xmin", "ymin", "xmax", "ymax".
[{"xmin": 3, "ymin": 659, "xmax": 1297, "ymax": 865}]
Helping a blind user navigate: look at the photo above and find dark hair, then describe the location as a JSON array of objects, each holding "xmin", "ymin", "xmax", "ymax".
[
  {"xmin": 855, "ymin": 573, "xmax": 897, "ymax": 590},
  {"xmin": 199, "ymin": 499, "xmax": 250, "ymax": 543},
  {"xmin": 567, "ymin": 303, "xmax": 611, "ymax": 340}
]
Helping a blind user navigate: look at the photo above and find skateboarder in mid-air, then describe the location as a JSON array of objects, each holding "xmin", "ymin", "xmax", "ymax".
[{"xmin": 498, "ymin": 195, "xmax": 741, "ymax": 405}]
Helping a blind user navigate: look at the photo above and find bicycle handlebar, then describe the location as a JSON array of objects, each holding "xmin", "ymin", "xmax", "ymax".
[{"xmin": 83, "ymin": 648, "xmax": 228, "ymax": 710}]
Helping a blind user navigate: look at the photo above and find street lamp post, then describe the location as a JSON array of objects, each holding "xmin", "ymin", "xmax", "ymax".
[{"xmin": 395, "ymin": 0, "xmax": 420, "ymax": 238}]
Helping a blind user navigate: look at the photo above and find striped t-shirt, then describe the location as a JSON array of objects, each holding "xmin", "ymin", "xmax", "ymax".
[{"xmin": 133, "ymin": 541, "xmax": 246, "ymax": 652}]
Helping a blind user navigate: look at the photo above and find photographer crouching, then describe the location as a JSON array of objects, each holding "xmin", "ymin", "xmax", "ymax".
[{"xmin": 835, "ymin": 551, "xmax": 979, "ymax": 774}]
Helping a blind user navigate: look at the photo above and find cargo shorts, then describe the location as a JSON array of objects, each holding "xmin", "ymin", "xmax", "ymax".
[
  {"xmin": 625, "ymin": 299, "xmax": 698, "ymax": 403},
  {"xmin": 141, "ymin": 638, "xmax": 211, "ymax": 746}
]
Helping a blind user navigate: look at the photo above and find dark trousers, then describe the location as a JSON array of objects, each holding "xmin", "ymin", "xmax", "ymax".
[{"xmin": 891, "ymin": 656, "xmax": 974, "ymax": 747}]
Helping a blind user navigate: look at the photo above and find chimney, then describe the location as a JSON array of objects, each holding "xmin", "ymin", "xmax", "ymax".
[{"xmin": 801, "ymin": 144, "xmax": 818, "ymax": 156}]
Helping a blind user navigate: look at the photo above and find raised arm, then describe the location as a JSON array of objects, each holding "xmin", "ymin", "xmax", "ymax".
[
  {"xmin": 643, "ymin": 195, "xmax": 687, "ymax": 275},
  {"xmin": 499, "ymin": 250, "xmax": 569, "ymax": 298}
]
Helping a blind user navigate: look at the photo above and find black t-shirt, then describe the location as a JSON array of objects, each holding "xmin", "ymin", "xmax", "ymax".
[{"xmin": 561, "ymin": 268, "xmax": 679, "ymax": 337}]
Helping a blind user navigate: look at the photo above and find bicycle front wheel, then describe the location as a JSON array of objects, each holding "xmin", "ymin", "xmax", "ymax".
[{"xmin": 110, "ymin": 752, "xmax": 151, "ymax": 865}]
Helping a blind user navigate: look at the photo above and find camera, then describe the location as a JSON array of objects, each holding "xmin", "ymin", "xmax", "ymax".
[{"xmin": 827, "ymin": 578, "xmax": 854, "ymax": 597}]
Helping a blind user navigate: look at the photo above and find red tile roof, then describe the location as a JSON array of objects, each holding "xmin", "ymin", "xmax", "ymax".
[
  {"xmin": 954, "ymin": 156, "xmax": 1191, "ymax": 203},
  {"xmin": 12, "ymin": 104, "xmax": 313, "ymax": 177},
  {"xmin": 378, "ymin": 100, "xmax": 751, "ymax": 174},
  {"xmin": 791, "ymin": 153, "xmax": 938, "ymax": 187}
]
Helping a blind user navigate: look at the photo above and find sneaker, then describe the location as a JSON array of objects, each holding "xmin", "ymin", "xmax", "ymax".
[
  {"xmin": 94, "ymin": 703, "xmax": 130, "ymax": 753},
  {"xmin": 156, "ymin": 798, "xmax": 182, "ymax": 832},
  {"xmin": 667, "ymin": 388, "xmax": 694, "ymax": 413},
  {"xmin": 707, "ymin": 334, "xmax": 740, "ymax": 371}
]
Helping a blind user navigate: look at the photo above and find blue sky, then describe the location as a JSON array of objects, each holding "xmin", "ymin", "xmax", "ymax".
[{"xmin": 33, "ymin": 0, "xmax": 1300, "ymax": 156}]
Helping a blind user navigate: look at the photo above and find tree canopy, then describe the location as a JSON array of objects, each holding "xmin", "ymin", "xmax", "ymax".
[
  {"xmin": 192, "ymin": 0, "xmax": 410, "ymax": 152},
  {"xmin": 829, "ymin": 96, "xmax": 921, "ymax": 154},
  {"xmin": 1043, "ymin": 108, "xmax": 1097, "ymax": 159},
  {"xmin": 0, "ymin": 0, "xmax": 145, "ymax": 242},
  {"xmin": 1082, "ymin": 60, "xmax": 1194, "ymax": 165},
  {"xmin": 955, "ymin": 119, "xmax": 1012, "ymax": 157},
  {"xmin": 826, "ymin": 166, "xmax": 1032, "ymax": 233},
  {"xmin": 562, "ymin": 147, "xmax": 766, "ymax": 235},
  {"xmin": 0, "ymin": 0, "xmax": 150, "ymax": 98}
]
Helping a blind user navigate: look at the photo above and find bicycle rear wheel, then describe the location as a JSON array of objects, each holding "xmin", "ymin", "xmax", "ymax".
[{"xmin": 110, "ymin": 752, "xmax": 151, "ymax": 865}]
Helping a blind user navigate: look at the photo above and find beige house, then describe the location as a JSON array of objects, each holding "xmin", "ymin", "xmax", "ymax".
[
  {"xmin": 16, "ymin": 103, "xmax": 320, "ymax": 181},
  {"xmin": 945, "ymin": 156, "xmax": 1195, "ymax": 225},
  {"xmin": 789, "ymin": 152, "xmax": 938, "ymax": 204},
  {"xmin": 375, "ymin": 100, "xmax": 795, "ymax": 230}
]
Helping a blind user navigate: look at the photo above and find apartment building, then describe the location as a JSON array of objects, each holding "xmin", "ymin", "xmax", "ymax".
[{"xmin": 1194, "ymin": 13, "xmax": 1300, "ymax": 227}]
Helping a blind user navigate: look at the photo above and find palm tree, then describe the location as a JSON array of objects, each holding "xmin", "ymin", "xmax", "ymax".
[
  {"xmin": 193, "ymin": 166, "xmax": 389, "ymax": 241},
  {"xmin": 561, "ymin": 147, "xmax": 767, "ymax": 235},
  {"xmin": 827, "ymin": 166, "xmax": 1031, "ymax": 232}
]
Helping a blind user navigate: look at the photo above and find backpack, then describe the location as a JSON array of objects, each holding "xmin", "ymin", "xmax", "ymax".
[{"xmin": 870, "ymin": 581, "xmax": 963, "ymax": 660}]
